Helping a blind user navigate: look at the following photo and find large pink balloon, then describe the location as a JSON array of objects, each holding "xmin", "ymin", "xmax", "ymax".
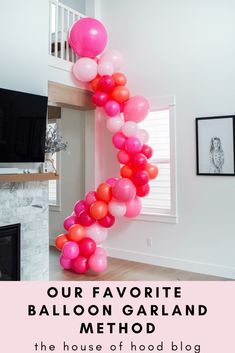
[
  {"xmin": 86, "ymin": 223, "xmax": 108, "ymax": 244},
  {"xmin": 69, "ymin": 18, "xmax": 108, "ymax": 58},
  {"xmin": 123, "ymin": 96, "xmax": 150, "ymax": 123},
  {"xmin": 73, "ymin": 58, "xmax": 97, "ymax": 82},
  {"xmin": 112, "ymin": 178, "xmax": 136, "ymax": 202},
  {"xmin": 125, "ymin": 197, "xmax": 142, "ymax": 218},
  {"xmin": 99, "ymin": 49, "xmax": 123, "ymax": 71},
  {"xmin": 88, "ymin": 253, "xmax": 107, "ymax": 273}
]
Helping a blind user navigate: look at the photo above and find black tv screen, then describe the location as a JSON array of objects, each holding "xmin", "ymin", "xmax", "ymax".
[{"xmin": 0, "ymin": 88, "xmax": 48, "ymax": 162}]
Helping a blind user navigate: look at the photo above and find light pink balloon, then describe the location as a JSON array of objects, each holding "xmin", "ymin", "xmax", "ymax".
[
  {"xmin": 125, "ymin": 197, "xmax": 142, "ymax": 218},
  {"xmin": 69, "ymin": 18, "xmax": 108, "ymax": 58},
  {"xmin": 86, "ymin": 191, "xmax": 97, "ymax": 206},
  {"xmin": 86, "ymin": 224, "xmax": 108, "ymax": 244},
  {"xmin": 62, "ymin": 241, "xmax": 80, "ymax": 260},
  {"xmin": 117, "ymin": 150, "xmax": 130, "ymax": 164},
  {"xmin": 108, "ymin": 199, "xmax": 127, "ymax": 217},
  {"xmin": 112, "ymin": 178, "xmax": 136, "ymax": 202},
  {"xmin": 60, "ymin": 255, "xmax": 72, "ymax": 270},
  {"xmin": 137, "ymin": 128, "xmax": 150, "ymax": 144},
  {"xmin": 98, "ymin": 61, "xmax": 114, "ymax": 76},
  {"xmin": 95, "ymin": 247, "xmax": 107, "ymax": 256},
  {"xmin": 123, "ymin": 96, "xmax": 150, "ymax": 123},
  {"xmin": 73, "ymin": 58, "xmax": 97, "ymax": 82},
  {"xmin": 106, "ymin": 117, "xmax": 124, "ymax": 133},
  {"xmin": 122, "ymin": 121, "xmax": 138, "ymax": 137},
  {"xmin": 99, "ymin": 49, "xmax": 123, "ymax": 71},
  {"xmin": 88, "ymin": 253, "xmax": 107, "ymax": 273}
]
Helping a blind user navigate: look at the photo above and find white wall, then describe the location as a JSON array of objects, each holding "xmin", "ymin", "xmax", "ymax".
[
  {"xmin": 96, "ymin": 0, "xmax": 235, "ymax": 278},
  {"xmin": 49, "ymin": 108, "xmax": 85, "ymax": 243}
]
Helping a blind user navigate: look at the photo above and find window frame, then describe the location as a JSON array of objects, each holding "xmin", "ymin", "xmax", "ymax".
[{"xmin": 137, "ymin": 95, "xmax": 178, "ymax": 224}]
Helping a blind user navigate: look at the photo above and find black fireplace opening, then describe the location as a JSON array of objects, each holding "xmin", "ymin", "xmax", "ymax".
[{"xmin": 0, "ymin": 223, "xmax": 20, "ymax": 281}]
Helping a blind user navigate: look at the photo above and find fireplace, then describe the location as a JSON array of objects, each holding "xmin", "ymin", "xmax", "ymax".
[{"xmin": 0, "ymin": 224, "xmax": 20, "ymax": 281}]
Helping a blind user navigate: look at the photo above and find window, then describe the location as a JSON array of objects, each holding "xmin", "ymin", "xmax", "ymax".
[{"xmin": 138, "ymin": 96, "xmax": 177, "ymax": 223}]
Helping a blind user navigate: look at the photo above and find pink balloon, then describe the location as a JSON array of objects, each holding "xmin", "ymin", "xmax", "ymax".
[
  {"xmin": 112, "ymin": 178, "xmax": 136, "ymax": 202},
  {"xmin": 112, "ymin": 132, "xmax": 126, "ymax": 150},
  {"xmin": 141, "ymin": 144, "xmax": 153, "ymax": 159},
  {"xmin": 125, "ymin": 137, "xmax": 142, "ymax": 155},
  {"xmin": 95, "ymin": 247, "xmax": 107, "ymax": 256},
  {"xmin": 132, "ymin": 170, "xmax": 149, "ymax": 186},
  {"xmin": 123, "ymin": 96, "xmax": 149, "ymax": 123},
  {"xmin": 99, "ymin": 49, "xmax": 123, "ymax": 70},
  {"xmin": 117, "ymin": 150, "xmax": 130, "ymax": 164},
  {"xmin": 86, "ymin": 191, "xmax": 97, "ymax": 206},
  {"xmin": 74, "ymin": 200, "xmax": 87, "ymax": 218},
  {"xmin": 78, "ymin": 237, "xmax": 96, "ymax": 258},
  {"xmin": 108, "ymin": 199, "xmax": 127, "ymax": 217},
  {"xmin": 106, "ymin": 117, "xmax": 124, "ymax": 133},
  {"xmin": 98, "ymin": 61, "xmax": 114, "ymax": 76},
  {"xmin": 106, "ymin": 177, "xmax": 118, "ymax": 187},
  {"xmin": 86, "ymin": 224, "xmax": 108, "ymax": 244},
  {"xmin": 125, "ymin": 197, "xmax": 142, "ymax": 218},
  {"xmin": 63, "ymin": 214, "xmax": 78, "ymax": 230},
  {"xmin": 78, "ymin": 210, "xmax": 96, "ymax": 227},
  {"xmin": 121, "ymin": 121, "xmax": 138, "ymax": 137},
  {"xmin": 62, "ymin": 241, "xmax": 79, "ymax": 260},
  {"xmin": 88, "ymin": 253, "xmax": 107, "ymax": 273},
  {"xmin": 104, "ymin": 100, "xmax": 121, "ymax": 117},
  {"xmin": 60, "ymin": 255, "xmax": 72, "ymax": 270},
  {"xmin": 92, "ymin": 91, "xmax": 109, "ymax": 107},
  {"xmin": 98, "ymin": 213, "xmax": 115, "ymax": 228},
  {"xmin": 72, "ymin": 58, "xmax": 97, "ymax": 82},
  {"xmin": 98, "ymin": 75, "xmax": 115, "ymax": 93},
  {"xmin": 72, "ymin": 256, "xmax": 89, "ymax": 274},
  {"xmin": 69, "ymin": 18, "xmax": 107, "ymax": 58}
]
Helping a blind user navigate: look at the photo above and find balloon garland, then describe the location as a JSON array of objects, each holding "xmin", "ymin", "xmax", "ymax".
[{"xmin": 55, "ymin": 18, "xmax": 159, "ymax": 274}]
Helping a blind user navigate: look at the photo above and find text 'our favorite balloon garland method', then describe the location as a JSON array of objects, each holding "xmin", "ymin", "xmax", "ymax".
[{"xmin": 55, "ymin": 18, "xmax": 159, "ymax": 274}]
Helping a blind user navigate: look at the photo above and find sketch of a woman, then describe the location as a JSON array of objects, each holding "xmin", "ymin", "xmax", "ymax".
[{"xmin": 209, "ymin": 137, "xmax": 224, "ymax": 173}]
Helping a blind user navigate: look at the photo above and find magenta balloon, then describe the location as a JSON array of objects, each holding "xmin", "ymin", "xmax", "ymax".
[
  {"xmin": 131, "ymin": 153, "xmax": 147, "ymax": 170},
  {"xmin": 117, "ymin": 150, "xmax": 130, "ymax": 164},
  {"xmin": 112, "ymin": 132, "xmax": 126, "ymax": 150},
  {"xmin": 63, "ymin": 214, "xmax": 78, "ymax": 230},
  {"xmin": 86, "ymin": 191, "xmax": 97, "ymax": 206},
  {"xmin": 104, "ymin": 100, "xmax": 121, "ymax": 117},
  {"xmin": 62, "ymin": 241, "xmax": 79, "ymax": 260},
  {"xmin": 125, "ymin": 197, "xmax": 142, "ymax": 218},
  {"xmin": 112, "ymin": 178, "xmax": 136, "ymax": 202},
  {"xmin": 69, "ymin": 18, "xmax": 107, "ymax": 58},
  {"xmin": 98, "ymin": 213, "xmax": 115, "ymax": 228},
  {"xmin": 98, "ymin": 75, "xmax": 115, "ymax": 93},
  {"xmin": 78, "ymin": 210, "xmax": 96, "ymax": 227},
  {"xmin": 106, "ymin": 177, "xmax": 118, "ymax": 187},
  {"xmin": 92, "ymin": 91, "xmax": 109, "ymax": 107},
  {"xmin": 123, "ymin": 96, "xmax": 149, "ymax": 123},
  {"xmin": 141, "ymin": 144, "xmax": 153, "ymax": 159},
  {"xmin": 88, "ymin": 253, "xmax": 107, "ymax": 273},
  {"xmin": 72, "ymin": 256, "xmax": 89, "ymax": 274},
  {"xmin": 74, "ymin": 200, "xmax": 87, "ymax": 218},
  {"xmin": 125, "ymin": 137, "xmax": 142, "ymax": 155},
  {"xmin": 60, "ymin": 255, "xmax": 72, "ymax": 270},
  {"xmin": 132, "ymin": 170, "xmax": 149, "ymax": 186},
  {"xmin": 78, "ymin": 237, "xmax": 96, "ymax": 258}
]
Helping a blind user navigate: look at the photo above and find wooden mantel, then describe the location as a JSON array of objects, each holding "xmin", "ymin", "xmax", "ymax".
[
  {"xmin": 48, "ymin": 81, "xmax": 95, "ymax": 111},
  {"xmin": 0, "ymin": 173, "xmax": 59, "ymax": 183}
]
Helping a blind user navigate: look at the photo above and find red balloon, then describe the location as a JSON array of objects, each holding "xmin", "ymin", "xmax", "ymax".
[
  {"xmin": 120, "ymin": 164, "xmax": 133, "ymax": 179},
  {"xmin": 136, "ymin": 183, "xmax": 150, "ymax": 197},
  {"xmin": 132, "ymin": 170, "xmax": 149, "ymax": 186},
  {"xmin": 92, "ymin": 91, "xmax": 109, "ymax": 107},
  {"xmin": 98, "ymin": 75, "xmax": 115, "ymax": 93},
  {"xmin": 78, "ymin": 210, "xmax": 96, "ymax": 227},
  {"xmin": 112, "ymin": 72, "xmax": 127, "ymax": 86},
  {"xmin": 145, "ymin": 163, "xmax": 159, "ymax": 180},
  {"xmin": 98, "ymin": 213, "xmax": 115, "ymax": 228},
  {"xmin": 78, "ymin": 237, "xmax": 96, "ymax": 258},
  {"xmin": 90, "ymin": 75, "xmax": 100, "ymax": 91},
  {"xmin": 112, "ymin": 132, "xmax": 126, "ymax": 150},
  {"xmin": 141, "ymin": 144, "xmax": 153, "ymax": 159},
  {"xmin": 111, "ymin": 86, "xmax": 130, "ymax": 103},
  {"xmin": 72, "ymin": 256, "xmax": 89, "ymax": 274},
  {"xmin": 131, "ymin": 153, "xmax": 147, "ymax": 170}
]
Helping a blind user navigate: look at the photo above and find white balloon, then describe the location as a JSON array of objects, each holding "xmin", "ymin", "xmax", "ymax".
[
  {"xmin": 99, "ymin": 49, "xmax": 123, "ymax": 71},
  {"xmin": 85, "ymin": 224, "xmax": 108, "ymax": 245},
  {"xmin": 98, "ymin": 61, "xmax": 114, "ymax": 76},
  {"xmin": 121, "ymin": 121, "xmax": 138, "ymax": 137},
  {"xmin": 137, "ymin": 128, "xmax": 149, "ymax": 144},
  {"xmin": 108, "ymin": 199, "xmax": 127, "ymax": 217},
  {"xmin": 72, "ymin": 58, "xmax": 97, "ymax": 82},
  {"xmin": 106, "ymin": 117, "xmax": 124, "ymax": 133}
]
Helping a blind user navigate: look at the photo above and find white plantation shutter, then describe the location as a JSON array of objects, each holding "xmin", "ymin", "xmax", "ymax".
[{"xmin": 139, "ymin": 110, "xmax": 172, "ymax": 214}]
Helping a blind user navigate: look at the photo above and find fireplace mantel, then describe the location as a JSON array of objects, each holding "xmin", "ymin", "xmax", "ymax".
[{"xmin": 0, "ymin": 172, "xmax": 59, "ymax": 183}]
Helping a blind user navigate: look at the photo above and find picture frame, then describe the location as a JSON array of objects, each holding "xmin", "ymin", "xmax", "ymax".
[{"xmin": 196, "ymin": 115, "xmax": 235, "ymax": 176}]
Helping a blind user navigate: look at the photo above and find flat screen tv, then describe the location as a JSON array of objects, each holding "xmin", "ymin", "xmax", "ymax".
[{"xmin": 0, "ymin": 88, "xmax": 48, "ymax": 162}]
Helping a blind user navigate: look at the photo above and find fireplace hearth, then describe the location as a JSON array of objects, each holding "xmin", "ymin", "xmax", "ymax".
[{"xmin": 0, "ymin": 224, "xmax": 20, "ymax": 280}]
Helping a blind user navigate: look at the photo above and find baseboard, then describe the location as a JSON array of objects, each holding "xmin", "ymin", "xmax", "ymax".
[{"xmin": 104, "ymin": 246, "xmax": 235, "ymax": 280}]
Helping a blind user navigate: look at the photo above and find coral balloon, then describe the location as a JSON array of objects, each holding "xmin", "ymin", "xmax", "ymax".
[
  {"xmin": 98, "ymin": 75, "xmax": 115, "ymax": 93},
  {"xmin": 125, "ymin": 137, "xmax": 142, "ymax": 155},
  {"xmin": 72, "ymin": 256, "xmax": 89, "ymax": 274},
  {"xmin": 85, "ymin": 191, "xmax": 97, "ymax": 206},
  {"xmin": 90, "ymin": 75, "xmax": 100, "ymax": 91},
  {"xmin": 117, "ymin": 150, "xmax": 130, "ymax": 164},
  {"xmin": 78, "ymin": 210, "xmax": 96, "ymax": 227},
  {"xmin": 112, "ymin": 132, "xmax": 126, "ymax": 150},
  {"xmin": 111, "ymin": 86, "xmax": 130, "ymax": 104},
  {"xmin": 62, "ymin": 241, "xmax": 79, "ymax": 260},
  {"xmin": 92, "ymin": 91, "xmax": 109, "ymax": 107},
  {"xmin": 63, "ymin": 214, "xmax": 78, "ymax": 230},
  {"xmin": 99, "ymin": 49, "xmax": 123, "ymax": 70},
  {"xmin": 68, "ymin": 224, "xmax": 86, "ymax": 243},
  {"xmin": 123, "ymin": 96, "xmax": 149, "ymax": 123},
  {"xmin": 90, "ymin": 201, "xmax": 108, "ymax": 220},
  {"xmin": 120, "ymin": 164, "xmax": 133, "ymax": 178},
  {"xmin": 145, "ymin": 163, "xmax": 159, "ymax": 180},
  {"xmin": 141, "ymin": 144, "xmax": 153, "ymax": 159},
  {"xmin": 55, "ymin": 233, "xmax": 68, "ymax": 250},
  {"xmin": 78, "ymin": 237, "xmax": 96, "ymax": 258},
  {"xmin": 74, "ymin": 200, "xmax": 87, "ymax": 218},
  {"xmin": 112, "ymin": 178, "xmax": 136, "ymax": 202},
  {"xmin": 88, "ymin": 253, "xmax": 107, "ymax": 273},
  {"xmin": 131, "ymin": 153, "xmax": 147, "ymax": 170},
  {"xmin": 73, "ymin": 58, "xmax": 97, "ymax": 82},
  {"xmin": 98, "ymin": 213, "xmax": 115, "ymax": 228},
  {"xmin": 132, "ymin": 170, "xmax": 150, "ymax": 186},
  {"xmin": 108, "ymin": 199, "xmax": 127, "ymax": 217},
  {"xmin": 98, "ymin": 61, "xmax": 114, "ymax": 76},
  {"xmin": 69, "ymin": 18, "xmax": 107, "ymax": 58},
  {"xmin": 60, "ymin": 255, "xmax": 72, "ymax": 270},
  {"xmin": 96, "ymin": 183, "xmax": 112, "ymax": 203},
  {"xmin": 122, "ymin": 121, "xmax": 138, "ymax": 137},
  {"xmin": 104, "ymin": 100, "xmax": 120, "ymax": 117},
  {"xmin": 112, "ymin": 72, "xmax": 127, "ymax": 86},
  {"xmin": 136, "ymin": 183, "xmax": 150, "ymax": 197},
  {"xmin": 86, "ymin": 223, "xmax": 108, "ymax": 244},
  {"xmin": 106, "ymin": 117, "xmax": 124, "ymax": 133},
  {"xmin": 125, "ymin": 197, "xmax": 142, "ymax": 218}
]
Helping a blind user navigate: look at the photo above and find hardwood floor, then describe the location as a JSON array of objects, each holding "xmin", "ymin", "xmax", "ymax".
[{"xmin": 49, "ymin": 247, "xmax": 228, "ymax": 281}]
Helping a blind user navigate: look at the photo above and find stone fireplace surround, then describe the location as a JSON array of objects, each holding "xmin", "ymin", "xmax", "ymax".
[{"xmin": 0, "ymin": 181, "xmax": 49, "ymax": 280}]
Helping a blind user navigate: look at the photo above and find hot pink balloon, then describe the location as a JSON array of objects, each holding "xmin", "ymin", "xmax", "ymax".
[
  {"xmin": 104, "ymin": 100, "xmax": 121, "ymax": 117},
  {"xmin": 63, "ymin": 214, "xmax": 78, "ymax": 230},
  {"xmin": 62, "ymin": 241, "xmax": 79, "ymax": 260},
  {"xmin": 141, "ymin": 144, "xmax": 153, "ymax": 159},
  {"xmin": 132, "ymin": 170, "xmax": 149, "ymax": 186},
  {"xmin": 78, "ymin": 237, "xmax": 96, "ymax": 258},
  {"xmin": 106, "ymin": 117, "xmax": 124, "ymax": 133},
  {"xmin": 72, "ymin": 256, "xmax": 89, "ymax": 274},
  {"xmin": 112, "ymin": 178, "xmax": 136, "ymax": 202},
  {"xmin": 112, "ymin": 132, "xmax": 126, "ymax": 150},
  {"xmin": 108, "ymin": 199, "xmax": 127, "ymax": 217},
  {"xmin": 98, "ymin": 213, "xmax": 115, "ymax": 228},
  {"xmin": 74, "ymin": 200, "xmax": 87, "ymax": 218},
  {"xmin": 88, "ymin": 253, "xmax": 107, "ymax": 273},
  {"xmin": 98, "ymin": 75, "xmax": 115, "ymax": 93},
  {"xmin": 69, "ymin": 18, "xmax": 108, "ymax": 58},
  {"xmin": 78, "ymin": 210, "xmax": 96, "ymax": 227},
  {"xmin": 123, "ymin": 96, "xmax": 149, "ymax": 123},
  {"xmin": 125, "ymin": 197, "xmax": 142, "ymax": 218},
  {"xmin": 99, "ymin": 49, "xmax": 124, "ymax": 71},
  {"xmin": 117, "ymin": 150, "xmax": 130, "ymax": 164},
  {"xmin": 125, "ymin": 137, "xmax": 142, "ymax": 155},
  {"xmin": 72, "ymin": 58, "xmax": 97, "ymax": 82},
  {"xmin": 92, "ymin": 91, "xmax": 109, "ymax": 107},
  {"xmin": 131, "ymin": 153, "xmax": 147, "ymax": 170},
  {"xmin": 60, "ymin": 255, "xmax": 72, "ymax": 270},
  {"xmin": 106, "ymin": 177, "xmax": 118, "ymax": 187},
  {"xmin": 86, "ymin": 191, "xmax": 97, "ymax": 206},
  {"xmin": 136, "ymin": 183, "xmax": 150, "ymax": 197}
]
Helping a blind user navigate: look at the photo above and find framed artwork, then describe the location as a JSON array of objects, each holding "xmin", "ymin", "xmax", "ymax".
[{"xmin": 196, "ymin": 115, "xmax": 235, "ymax": 176}]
